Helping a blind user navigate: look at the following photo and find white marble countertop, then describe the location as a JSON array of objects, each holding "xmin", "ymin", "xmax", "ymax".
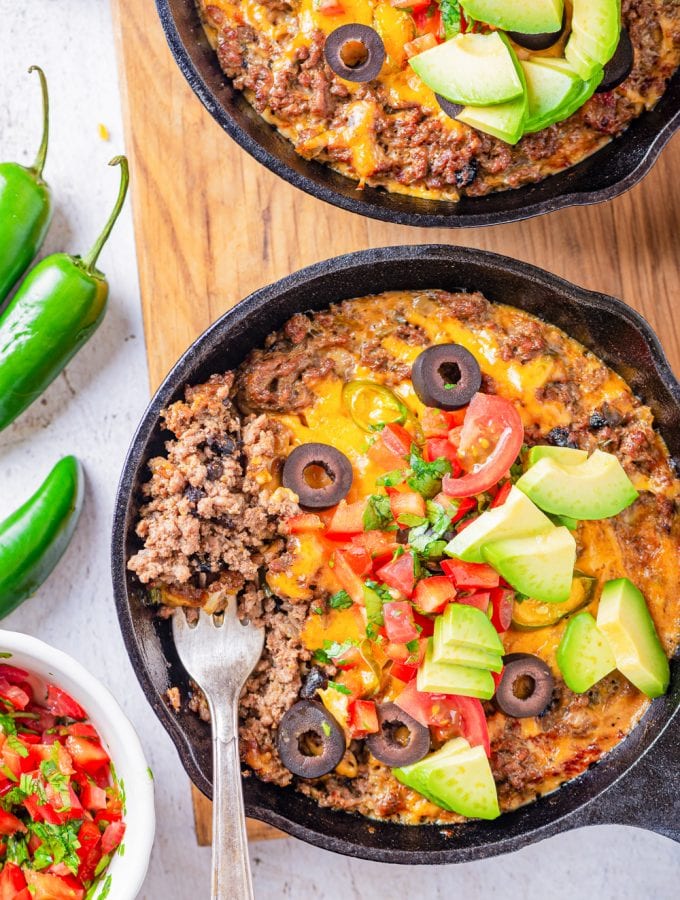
[{"xmin": 0, "ymin": 1, "xmax": 677, "ymax": 897}]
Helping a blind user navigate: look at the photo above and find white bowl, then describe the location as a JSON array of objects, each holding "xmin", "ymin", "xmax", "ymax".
[{"xmin": 0, "ymin": 630, "xmax": 155, "ymax": 900}]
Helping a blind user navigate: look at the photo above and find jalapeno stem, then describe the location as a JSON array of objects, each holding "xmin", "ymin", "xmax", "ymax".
[
  {"xmin": 28, "ymin": 66, "xmax": 49, "ymax": 178},
  {"xmin": 82, "ymin": 156, "xmax": 130, "ymax": 275}
]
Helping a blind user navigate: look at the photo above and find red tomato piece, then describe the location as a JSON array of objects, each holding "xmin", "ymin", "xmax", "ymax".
[
  {"xmin": 404, "ymin": 33, "xmax": 438, "ymax": 57},
  {"xmin": 490, "ymin": 587, "xmax": 514, "ymax": 633},
  {"xmin": 331, "ymin": 550, "xmax": 366, "ymax": 605},
  {"xmin": 421, "ymin": 407, "xmax": 466, "ymax": 437},
  {"xmin": 342, "ymin": 545, "xmax": 372, "ymax": 578},
  {"xmin": 412, "ymin": 4, "xmax": 443, "ymax": 39},
  {"xmin": 375, "ymin": 552, "xmax": 416, "ymax": 598},
  {"xmin": 384, "ymin": 642, "xmax": 409, "ymax": 662},
  {"xmin": 413, "ymin": 576, "xmax": 456, "ymax": 615},
  {"xmin": 284, "ymin": 513, "xmax": 324, "ymax": 534},
  {"xmin": 394, "ymin": 681, "xmax": 454, "ymax": 727},
  {"xmin": 0, "ymin": 808, "xmax": 26, "ymax": 836},
  {"xmin": 348, "ymin": 699, "xmax": 380, "ymax": 738},
  {"xmin": 448, "ymin": 696, "xmax": 490, "ymax": 757},
  {"xmin": 0, "ymin": 665, "xmax": 29, "ymax": 683},
  {"xmin": 45, "ymin": 686, "xmax": 86, "ymax": 720},
  {"xmin": 326, "ymin": 499, "xmax": 367, "ymax": 539},
  {"xmin": 0, "ymin": 861, "xmax": 27, "ymax": 899},
  {"xmin": 412, "ymin": 610, "xmax": 435, "ymax": 638},
  {"xmin": 423, "ymin": 438, "xmax": 462, "ymax": 475},
  {"xmin": 64, "ymin": 737, "xmax": 110, "ymax": 776},
  {"xmin": 101, "ymin": 821, "xmax": 126, "ymax": 855},
  {"xmin": 0, "ymin": 680, "xmax": 30, "ymax": 711},
  {"xmin": 390, "ymin": 661, "xmax": 418, "ymax": 683},
  {"xmin": 64, "ymin": 724, "xmax": 99, "ymax": 740},
  {"xmin": 442, "ymin": 393, "xmax": 524, "ymax": 498},
  {"xmin": 383, "ymin": 601, "xmax": 419, "ymax": 643},
  {"xmin": 23, "ymin": 870, "xmax": 84, "ymax": 900},
  {"xmin": 389, "ymin": 490, "xmax": 426, "ymax": 524},
  {"xmin": 79, "ymin": 779, "xmax": 108, "ymax": 812},
  {"xmin": 456, "ymin": 592, "xmax": 491, "ymax": 614},
  {"xmin": 441, "ymin": 559, "xmax": 500, "ymax": 589},
  {"xmin": 391, "ymin": 0, "xmax": 430, "ymax": 9},
  {"xmin": 489, "ymin": 480, "xmax": 512, "ymax": 508},
  {"xmin": 350, "ymin": 531, "xmax": 399, "ymax": 563},
  {"xmin": 76, "ymin": 821, "xmax": 102, "ymax": 884},
  {"xmin": 367, "ymin": 423, "xmax": 413, "ymax": 470},
  {"xmin": 492, "ymin": 667, "xmax": 504, "ymax": 691}
]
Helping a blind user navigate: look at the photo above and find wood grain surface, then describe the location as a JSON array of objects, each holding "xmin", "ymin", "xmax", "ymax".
[{"xmin": 111, "ymin": 0, "xmax": 680, "ymax": 847}]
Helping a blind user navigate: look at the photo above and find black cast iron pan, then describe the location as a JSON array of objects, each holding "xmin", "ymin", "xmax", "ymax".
[
  {"xmin": 154, "ymin": 0, "xmax": 680, "ymax": 228},
  {"xmin": 112, "ymin": 246, "xmax": 680, "ymax": 862}
]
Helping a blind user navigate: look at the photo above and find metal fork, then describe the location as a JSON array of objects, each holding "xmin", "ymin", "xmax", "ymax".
[{"xmin": 173, "ymin": 601, "xmax": 265, "ymax": 900}]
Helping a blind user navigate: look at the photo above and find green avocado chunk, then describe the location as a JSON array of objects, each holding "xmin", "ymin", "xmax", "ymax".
[
  {"xmin": 568, "ymin": 0, "xmax": 621, "ymax": 66},
  {"xmin": 482, "ymin": 526, "xmax": 576, "ymax": 603},
  {"xmin": 526, "ymin": 445, "xmax": 588, "ymax": 467},
  {"xmin": 438, "ymin": 602, "xmax": 505, "ymax": 655},
  {"xmin": 394, "ymin": 737, "xmax": 500, "ymax": 820},
  {"xmin": 445, "ymin": 485, "xmax": 553, "ymax": 563},
  {"xmin": 521, "ymin": 59, "xmax": 584, "ymax": 134},
  {"xmin": 433, "ymin": 616, "xmax": 504, "ymax": 672},
  {"xmin": 515, "ymin": 449, "xmax": 638, "ymax": 520},
  {"xmin": 410, "ymin": 32, "xmax": 523, "ymax": 106},
  {"xmin": 597, "ymin": 578, "xmax": 670, "ymax": 698},
  {"xmin": 556, "ymin": 612, "xmax": 616, "ymax": 692},
  {"xmin": 461, "ymin": 0, "xmax": 563, "ymax": 34},
  {"xmin": 417, "ymin": 638, "xmax": 496, "ymax": 698}
]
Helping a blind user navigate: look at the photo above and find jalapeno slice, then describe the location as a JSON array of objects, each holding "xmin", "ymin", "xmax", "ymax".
[
  {"xmin": 342, "ymin": 380, "xmax": 410, "ymax": 433},
  {"xmin": 511, "ymin": 573, "xmax": 596, "ymax": 630}
]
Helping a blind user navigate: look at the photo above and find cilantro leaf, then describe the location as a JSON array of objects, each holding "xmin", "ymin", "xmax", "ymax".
[
  {"xmin": 377, "ymin": 470, "xmax": 406, "ymax": 487},
  {"xmin": 406, "ymin": 638, "xmax": 420, "ymax": 653},
  {"xmin": 327, "ymin": 681, "xmax": 352, "ymax": 696},
  {"xmin": 407, "ymin": 446, "xmax": 452, "ymax": 498},
  {"xmin": 397, "ymin": 512, "xmax": 428, "ymax": 528},
  {"xmin": 329, "ymin": 589, "xmax": 353, "ymax": 610},
  {"xmin": 363, "ymin": 494, "xmax": 394, "ymax": 531},
  {"xmin": 312, "ymin": 648, "xmax": 330, "ymax": 665},
  {"xmin": 439, "ymin": 0, "xmax": 462, "ymax": 39}
]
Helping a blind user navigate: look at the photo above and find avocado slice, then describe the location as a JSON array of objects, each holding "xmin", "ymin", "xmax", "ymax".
[
  {"xmin": 511, "ymin": 572, "xmax": 596, "ymax": 630},
  {"xmin": 427, "ymin": 745, "xmax": 500, "ymax": 819},
  {"xmin": 461, "ymin": 0, "xmax": 563, "ymax": 34},
  {"xmin": 522, "ymin": 59, "xmax": 584, "ymax": 134},
  {"xmin": 439, "ymin": 602, "xmax": 505, "ymax": 655},
  {"xmin": 482, "ymin": 526, "xmax": 576, "ymax": 603},
  {"xmin": 569, "ymin": 0, "xmax": 621, "ymax": 66},
  {"xmin": 557, "ymin": 611, "xmax": 617, "ymax": 693},
  {"xmin": 515, "ymin": 449, "xmax": 638, "ymax": 520},
  {"xmin": 597, "ymin": 578, "xmax": 670, "ymax": 698},
  {"xmin": 410, "ymin": 32, "xmax": 523, "ymax": 106},
  {"xmin": 445, "ymin": 485, "xmax": 554, "ymax": 563},
  {"xmin": 531, "ymin": 58, "xmax": 604, "ymax": 116},
  {"xmin": 433, "ymin": 617, "xmax": 504, "ymax": 672},
  {"xmin": 526, "ymin": 445, "xmax": 588, "ymax": 467},
  {"xmin": 417, "ymin": 638, "xmax": 496, "ymax": 698},
  {"xmin": 393, "ymin": 737, "xmax": 470, "ymax": 806}
]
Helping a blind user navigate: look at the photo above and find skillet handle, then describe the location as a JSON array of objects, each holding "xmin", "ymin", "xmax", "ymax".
[{"xmin": 577, "ymin": 721, "xmax": 679, "ymax": 842}]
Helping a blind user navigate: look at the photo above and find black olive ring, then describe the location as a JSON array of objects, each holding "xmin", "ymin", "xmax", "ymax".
[
  {"xmin": 282, "ymin": 442, "xmax": 353, "ymax": 509},
  {"xmin": 508, "ymin": 10, "xmax": 566, "ymax": 51},
  {"xmin": 411, "ymin": 343, "xmax": 482, "ymax": 410},
  {"xmin": 365, "ymin": 702, "xmax": 431, "ymax": 767},
  {"xmin": 324, "ymin": 25, "xmax": 386, "ymax": 83},
  {"xmin": 596, "ymin": 29, "xmax": 634, "ymax": 93},
  {"xmin": 435, "ymin": 94, "xmax": 465, "ymax": 120},
  {"xmin": 495, "ymin": 653, "xmax": 555, "ymax": 718},
  {"xmin": 277, "ymin": 700, "xmax": 347, "ymax": 778}
]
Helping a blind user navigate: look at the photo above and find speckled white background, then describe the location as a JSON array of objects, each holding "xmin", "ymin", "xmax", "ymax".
[{"xmin": 0, "ymin": 1, "xmax": 678, "ymax": 897}]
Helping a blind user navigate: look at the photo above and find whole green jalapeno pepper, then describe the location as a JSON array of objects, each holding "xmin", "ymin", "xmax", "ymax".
[
  {"xmin": 0, "ymin": 155, "xmax": 129, "ymax": 431},
  {"xmin": 0, "ymin": 456, "xmax": 84, "ymax": 618},
  {"xmin": 0, "ymin": 66, "xmax": 52, "ymax": 305}
]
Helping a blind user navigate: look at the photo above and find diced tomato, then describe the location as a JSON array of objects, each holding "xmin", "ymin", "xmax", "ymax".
[
  {"xmin": 79, "ymin": 779, "xmax": 107, "ymax": 812},
  {"xmin": 0, "ymin": 665, "xmax": 29, "ymax": 684},
  {"xmin": 315, "ymin": 0, "xmax": 345, "ymax": 12},
  {"xmin": 421, "ymin": 407, "xmax": 467, "ymax": 437},
  {"xmin": 284, "ymin": 513, "xmax": 324, "ymax": 534},
  {"xmin": 331, "ymin": 550, "xmax": 366, "ymax": 605},
  {"xmin": 0, "ymin": 680, "xmax": 30, "ymax": 711},
  {"xmin": 412, "ymin": 4, "xmax": 443, "ymax": 39},
  {"xmin": 492, "ymin": 667, "xmax": 504, "ymax": 691},
  {"xmin": 404, "ymin": 33, "xmax": 438, "ymax": 58},
  {"xmin": 23, "ymin": 870, "xmax": 84, "ymax": 900},
  {"xmin": 442, "ymin": 393, "xmax": 524, "ymax": 498},
  {"xmin": 450, "ymin": 495, "xmax": 478, "ymax": 524},
  {"xmin": 490, "ymin": 480, "xmax": 512, "ymax": 508},
  {"xmin": 424, "ymin": 438, "xmax": 462, "ymax": 475},
  {"xmin": 348, "ymin": 699, "xmax": 380, "ymax": 738},
  {"xmin": 383, "ymin": 601, "xmax": 419, "ymax": 643},
  {"xmin": 441, "ymin": 559, "xmax": 500, "ymax": 589},
  {"xmin": 64, "ymin": 737, "xmax": 110, "ymax": 776},
  {"xmin": 384, "ymin": 641, "xmax": 410, "ymax": 662},
  {"xmin": 350, "ymin": 531, "xmax": 399, "ymax": 563},
  {"xmin": 389, "ymin": 490, "xmax": 426, "ymax": 524},
  {"xmin": 490, "ymin": 587, "xmax": 514, "ymax": 633},
  {"xmin": 448, "ymin": 696, "xmax": 490, "ymax": 756},
  {"xmin": 390, "ymin": 661, "xmax": 418, "ymax": 682},
  {"xmin": 413, "ymin": 576, "xmax": 456, "ymax": 615},
  {"xmin": 45, "ymin": 686, "xmax": 86, "ymax": 721},
  {"xmin": 394, "ymin": 681, "xmax": 455, "ymax": 727},
  {"xmin": 101, "ymin": 820, "xmax": 126, "ymax": 855},
  {"xmin": 456, "ymin": 591, "xmax": 490, "ymax": 614},
  {"xmin": 375, "ymin": 551, "xmax": 416, "ymax": 598},
  {"xmin": 342, "ymin": 545, "xmax": 372, "ymax": 578},
  {"xmin": 391, "ymin": 0, "xmax": 430, "ymax": 9},
  {"xmin": 0, "ymin": 861, "xmax": 27, "ymax": 899},
  {"xmin": 76, "ymin": 820, "xmax": 102, "ymax": 884},
  {"xmin": 412, "ymin": 610, "xmax": 435, "ymax": 638},
  {"xmin": 26, "ymin": 704, "xmax": 57, "ymax": 734},
  {"xmin": 367, "ymin": 423, "xmax": 413, "ymax": 470},
  {"xmin": 0, "ymin": 808, "xmax": 26, "ymax": 836},
  {"xmin": 63, "ymin": 723, "xmax": 99, "ymax": 739},
  {"xmin": 23, "ymin": 795, "xmax": 64, "ymax": 826},
  {"xmin": 326, "ymin": 499, "xmax": 367, "ymax": 539}
]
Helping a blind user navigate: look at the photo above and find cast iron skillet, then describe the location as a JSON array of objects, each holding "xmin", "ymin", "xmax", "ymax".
[
  {"xmin": 155, "ymin": 0, "xmax": 680, "ymax": 228},
  {"xmin": 112, "ymin": 246, "xmax": 680, "ymax": 862}
]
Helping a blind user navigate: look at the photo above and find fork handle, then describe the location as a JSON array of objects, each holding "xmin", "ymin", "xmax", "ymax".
[{"xmin": 210, "ymin": 697, "xmax": 255, "ymax": 900}]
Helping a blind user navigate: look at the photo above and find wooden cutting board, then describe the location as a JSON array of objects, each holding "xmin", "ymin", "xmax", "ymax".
[{"xmin": 111, "ymin": 0, "xmax": 680, "ymax": 846}]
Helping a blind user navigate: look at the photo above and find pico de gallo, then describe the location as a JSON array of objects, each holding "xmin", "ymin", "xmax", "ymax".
[{"xmin": 0, "ymin": 665, "xmax": 125, "ymax": 899}]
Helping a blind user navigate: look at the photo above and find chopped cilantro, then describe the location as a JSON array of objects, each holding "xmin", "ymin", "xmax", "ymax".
[
  {"xmin": 406, "ymin": 638, "xmax": 419, "ymax": 653},
  {"xmin": 312, "ymin": 648, "xmax": 331, "ymax": 665},
  {"xmin": 5, "ymin": 833, "xmax": 29, "ymax": 866},
  {"xmin": 311, "ymin": 606, "xmax": 324, "ymax": 615},
  {"xmin": 329, "ymin": 589, "xmax": 353, "ymax": 610},
  {"xmin": 376, "ymin": 469, "xmax": 405, "ymax": 487},
  {"xmin": 30, "ymin": 821, "xmax": 83, "ymax": 875},
  {"xmin": 363, "ymin": 494, "xmax": 394, "ymax": 531},
  {"xmin": 327, "ymin": 681, "xmax": 352, "ymax": 696},
  {"xmin": 439, "ymin": 0, "xmax": 462, "ymax": 39},
  {"xmin": 365, "ymin": 580, "xmax": 393, "ymax": 603},
  {"xmin": 407, "ymin": 446, "xmax": 452, "ymax": 498},
  {"xmin": 321, "ymin": 721, "xmax": 331, "ymax": 737},
  {"xmin": 397, "ymin": 513, "xmax": 427, "ymax": 528}
]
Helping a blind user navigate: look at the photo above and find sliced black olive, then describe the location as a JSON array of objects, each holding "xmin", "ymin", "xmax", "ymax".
[
  {"xmin": 547, "ymin": 426, "xmax": 577, "ymax": 448},
  {"xmin": 596, "ymin": 29, "xmax": 634, "ymax": 93},
  {"xmin": 435, "ymin": 94, "xmax": 465, "ymax": 120},
  {"xmin": 277, "ymin": 700, "xmax": 346, "ymax": 778},
  {"xmin": 508, "ymin": 11, "xmax": 566, "ymax": 51},
  {"xmin": 300, "ymin": 666, "xmax": 328, "ymax": 700},
  {"xmin": 324, "ymin": 25, "xmax": 386, "ymax": 83},
  {"xmin": 411, "ymin": 344, "xmax": 482, "ymax": 410},
  {"xmin": 495, "ymin": 653, "xmax": 554, "ymax": 718},
  {"xmin": 365, "ymin": 702, "xmax": 430, "ymax": 767},
  {"xmin": 282, "ymin": 442, "xmax": 353, "ymax": 509}
]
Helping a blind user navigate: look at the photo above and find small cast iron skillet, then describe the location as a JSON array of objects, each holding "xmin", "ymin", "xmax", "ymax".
[
  {"xmin": 112, "ymin": 246, "xmax": 680, "ymax": 862},
  {"xmin": 154, "ymin": 0, "xmax": 680, "ymax": 228}
]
